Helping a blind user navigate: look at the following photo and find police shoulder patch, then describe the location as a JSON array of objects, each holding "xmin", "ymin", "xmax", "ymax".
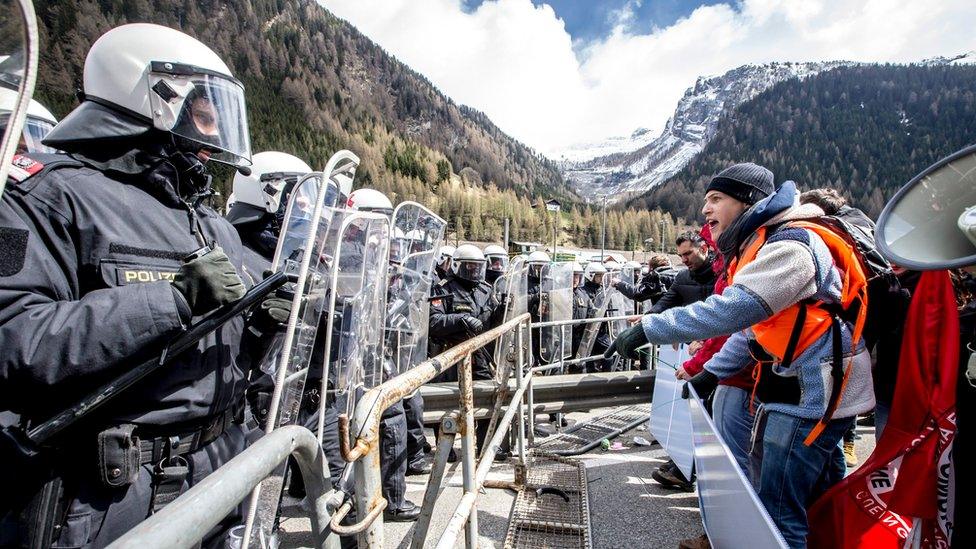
[{"xmin": 7, "ymin": 154, "xmax": 44, "ymax": 183}]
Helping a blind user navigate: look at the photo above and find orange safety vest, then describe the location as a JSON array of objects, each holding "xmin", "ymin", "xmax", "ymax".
[{"xmin": 728, "ymin": 220, "xmax": 869, "ymax": 445}]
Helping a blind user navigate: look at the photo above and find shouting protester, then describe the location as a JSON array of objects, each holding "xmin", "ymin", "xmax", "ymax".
[{"xmin": 605, "ymin": 163, "xmax": 875, "ymax": 547}]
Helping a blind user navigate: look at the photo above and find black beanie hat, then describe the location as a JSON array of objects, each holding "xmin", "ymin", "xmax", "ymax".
[{"xmin": 705, "ymin": 162, "xmax": 775, "ymax": 205}]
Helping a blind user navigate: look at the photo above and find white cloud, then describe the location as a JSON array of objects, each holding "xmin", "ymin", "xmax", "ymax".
[{"xmin": 319, "ymin": 0, "xmax": 976, "ymax": 157}]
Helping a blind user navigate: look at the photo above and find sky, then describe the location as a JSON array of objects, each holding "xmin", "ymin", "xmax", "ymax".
[{"xmin": 318, "ymin": 0, "xmax": 976, "ymax": 158}]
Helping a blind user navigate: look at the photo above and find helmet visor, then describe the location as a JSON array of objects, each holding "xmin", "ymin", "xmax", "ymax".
[
  {"xmin": 453, "ymin": 260, "xmax": 486, "ymax": 283},
  {"xmin": 487, "ymin": 253, "xmax": 508, "ymax": 273},
  {"xmin": 148, "ymin": 63, "xmax": 251, "ymax": 166},
  {"xmin": 0, "ymin": 114, "xmax": 56, "ymax": 154}
]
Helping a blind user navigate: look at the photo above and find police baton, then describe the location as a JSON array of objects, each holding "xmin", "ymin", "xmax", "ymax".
[{"xmin": 6, "ymin": 270, "xmax": 290, "ymax": 456}]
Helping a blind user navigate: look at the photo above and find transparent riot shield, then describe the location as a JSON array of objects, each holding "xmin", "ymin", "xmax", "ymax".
[
  {"xmin": 575, "ymin": 276, "xmax": 614, "ymax": 360},
  {"xmin": 243, "ymin": 151, "xmax": 360, "ymax": 549},
  {"xmin": 605, "ymin": 284, "xmax": 630, "ymax": 338},
  {"xmin": 0, "ymin": 0, "xmax": 39, "ymax": 192},
  {"xmin": 320, "ymin": 210, "xmax": 391, "ymax": 423},
  {"xmin": 538, "ymin": 262, "xmax": 574, "ymax": 364},
  {"xmin": 491, "ymin": 256, "xmax": 529, "ymax": 384},
  {"xmin": 619, "ymin": 265, "xmax": 638, "ymax": 316},
  {"xmin": 386, "ymin": 202, "xmax": 446, "ymax": 375}
]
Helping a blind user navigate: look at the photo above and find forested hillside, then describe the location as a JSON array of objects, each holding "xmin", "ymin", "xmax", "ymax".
[
  {"xmin": 28, "ymin": 0, "xmax": 678, "ymax": 249},
  {"xmin": 630, "ymin": 64, "xmax": 976, "ymax": 221}
]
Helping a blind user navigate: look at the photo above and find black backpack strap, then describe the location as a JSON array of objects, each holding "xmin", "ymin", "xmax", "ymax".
[{"xmin": 778, "ymin": 301, "xmax": 808, "ymax": 370}]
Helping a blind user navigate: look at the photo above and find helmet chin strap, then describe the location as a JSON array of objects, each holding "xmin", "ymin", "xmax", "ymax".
[{"xmin": 165, "ymin": 146, "xmax": 213, "ymax": 201}]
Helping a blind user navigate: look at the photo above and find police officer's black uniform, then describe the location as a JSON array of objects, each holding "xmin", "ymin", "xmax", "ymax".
[
  {"xmin": 0, "ymin": 147, "xmax": 257, "ymax": 547},
  {"xmin": 582, "ymin": 278, "xmax": 614, "ymax": 372},
  {"xmin": 571, "ymin": 283, "xmax": 591, "ymax": 361},
  {"xmin": 428, "ymin": 271, "xmax": 501, "ymax": 450}
]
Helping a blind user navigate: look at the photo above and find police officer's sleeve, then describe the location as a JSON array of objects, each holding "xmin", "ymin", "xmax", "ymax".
[
  {"xmin": 0, "ymin": 198, "xmax": 186, "ymax": 388},
  {"xmin": 428, "ymin": 295, "xmax": 472, "ymax": 337}
]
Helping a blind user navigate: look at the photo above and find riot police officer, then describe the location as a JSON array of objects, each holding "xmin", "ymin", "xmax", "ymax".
[
  {"xmin": 0, "ymin": 23, "xmax": 273, "ymax": 547},
  {"xmin": 0, "ymin": 86, "xmax": 58, "ymax": 154},
  {"xmin": 347, "ymin": 188, "xmax": 422, "ymax": 522},
  {"xmin": 582, "ymin": 262, "xmax": 614, "ymax": 372},
  {"xmin": 571, "ymin": 261, "xmax": 591, "ymax": 360},
  {"xmin": 429, "ymin": 245, "xmax": 502, "ymax": 450},
  {"xmin": 525, "ymin": 250, "xmax": 550, "ymax": 365},
  {"xmin": 433, "ymin": 244, "xmax": 455, "ymax": 284},
  {"xmin": 483, "ymin": 244, "xmax": 508, "ymax": 285}
]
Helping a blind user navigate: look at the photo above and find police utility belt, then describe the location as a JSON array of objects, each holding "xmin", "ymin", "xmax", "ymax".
[{"xmin": 96, "ymin": 407, "xmax": 238, "ymax": 512}]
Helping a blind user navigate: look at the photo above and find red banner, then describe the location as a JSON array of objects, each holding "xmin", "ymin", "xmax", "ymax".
[{"xmin": 807, "ymin": 270, "xmax": 958, "ymax": 548}]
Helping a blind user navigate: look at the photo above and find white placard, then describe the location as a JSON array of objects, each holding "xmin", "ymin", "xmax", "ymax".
[
  {"xmin": 648, "ymin": 344, "xmax": 694, "ymax": 479},
  {"xmin": 688, "ymin": 389, "xmax": 788, "ymax": 549}
]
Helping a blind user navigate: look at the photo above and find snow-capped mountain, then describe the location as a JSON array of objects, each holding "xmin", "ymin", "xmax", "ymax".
[
  {"xmin": 554, "ymin": 127, "xmax": 658, "ymax": 163},
  {"xmin": 560, "ymin": 61, "xmax": 852, "ymax": 202}
]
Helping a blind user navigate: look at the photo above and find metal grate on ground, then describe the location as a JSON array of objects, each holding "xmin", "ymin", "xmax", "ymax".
[
  {"xmin": 533, "ymin": 404, "xmax": 651, "ymax": 456},
  {"xmin": 504, "ymin": 454, "xmax": 592, "ymax": 549}
]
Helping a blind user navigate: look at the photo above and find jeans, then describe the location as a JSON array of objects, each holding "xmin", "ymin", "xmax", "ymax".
[
  {"xmin": 753, "ymin": 411, "xmax": 851, "ymax": 548},
  {"xmin": 712, "ymin": 385, "xmax": 756, "ymax": 477},
  {"xmin": 874, "ymin": 401, "xmax": 890, "ymax": 440}
]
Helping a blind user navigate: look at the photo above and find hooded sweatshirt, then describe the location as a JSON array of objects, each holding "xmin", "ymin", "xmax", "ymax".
[{"xmin": 640, "ymin": 182, "xmax": 875, "ymax": 420}]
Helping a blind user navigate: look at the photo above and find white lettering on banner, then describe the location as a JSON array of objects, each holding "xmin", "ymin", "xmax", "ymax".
[
  {"xmin": 648, "ymin": 344, "xmax": 694, "ymax": 479},
  {"xmin": 687, "ymin": 387, "xmax": 788, "ymax": 549}
]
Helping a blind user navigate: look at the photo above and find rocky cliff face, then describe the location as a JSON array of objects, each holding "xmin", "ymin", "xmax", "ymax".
[{"xmin": 560, "ymin": 61, "xmax": 851, "ymax": 202}]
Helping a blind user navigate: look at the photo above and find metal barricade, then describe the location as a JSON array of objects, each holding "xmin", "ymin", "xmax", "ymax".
[{"xmin": 107, "ymin": 310, "xmax": 651, "ymax": 549}]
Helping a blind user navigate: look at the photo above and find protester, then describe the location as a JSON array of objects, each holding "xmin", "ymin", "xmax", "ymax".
[
  {"xmin": 606, "ymin": 163, "xmax": 875, "ymax": 547},
  {"xmin": 614, "ymin": 253, "xmax": 671, "ymax": 306}
]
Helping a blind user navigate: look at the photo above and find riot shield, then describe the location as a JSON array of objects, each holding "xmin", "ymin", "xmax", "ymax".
[
  {"xmin": 605, "ymin": 284, "xmax": 630, "ymax": 339},
  {"xmin": 0, "ymin": 0, "xmax": 39, "ymax": 192},
  {"xmin": 575, "ymin": 276, "xmax": 615, "ymax": 359},
  {"xmin": 618, "ymin": 265, "xmax": 638, "ymax": 316},
  {"xmin": 538, "ymin": 262, "xmax": 574, "ymax": 364},
  {"xmin": 321, "ymin": 210, "xmax": 391, "ymax": 423},
  {"xmin": 386, "ymin": 202, "xmax": 446, "ymax": 375},
  {"xmin": 492, "ymin": 256, "xmax": 529, "ymax": 384},
  {"xmin": 243, "ymin": 152, "xmax": 360, "ymax": 549}
]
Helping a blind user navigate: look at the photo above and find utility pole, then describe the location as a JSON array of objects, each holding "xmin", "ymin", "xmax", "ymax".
[
  {"xmin": 545, "ymin": 199, "xmax": 561, "ymax": 260},
  {"xmin": 659, "ymin": 219, "xmax": 665, "ymax": 253},
  {"xmin": 503, "ymin": 217, "xmax": 510, "ymax": 251},
  {"xmin": 600, "ymin": 195, "xmax": 607, "ymax": 260}
]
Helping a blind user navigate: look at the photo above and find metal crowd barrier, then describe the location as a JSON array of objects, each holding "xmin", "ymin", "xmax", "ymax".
[{"xmin": 109, "ymin": 311, "xmax": 651, "ymax": 549}]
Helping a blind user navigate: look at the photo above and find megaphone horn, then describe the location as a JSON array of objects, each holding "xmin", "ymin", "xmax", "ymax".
[{"xmin": 876, "ymin": 143, "xmax": 976, "ymax": 270}]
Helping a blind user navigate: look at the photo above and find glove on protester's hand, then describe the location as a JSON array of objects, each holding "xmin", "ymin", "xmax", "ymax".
[
  {"xmin": 461, "ymin": 315, "xmax": 484, "ymax": 335},
  {"xmin": 171, "ymin": 247, "xmax": 246, "ymax": 316},
  {"xmin": 603, "ymin": 323, "xmax": 649, "ymax": 360},
  {"xmin": 682, "ymin": 370, "xmax": 719, "ymax": 400}
]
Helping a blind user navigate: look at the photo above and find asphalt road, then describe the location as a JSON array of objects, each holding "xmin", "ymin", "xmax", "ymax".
[{"xmin": 279, "ymin": 409, "xmax": 878, "ymax": 548}]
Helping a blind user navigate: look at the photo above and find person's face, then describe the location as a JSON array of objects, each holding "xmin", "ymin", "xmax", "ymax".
[
  {"xmin": 702, "ymin": 190, "xmax": 748, "ymax": 241},
  {"xmin": 592, "ymin": 272, "xmax": 604, "ymax": 285},
  {"xmin": 573, "ymin": 273, "xmax": 582, "ymax": 287},
  {"xmin": 677, "ymin": 241, "xmax": 708, "ymax": 269},
  {"xmin": 190, "ymin": 97, "xmax": 219, "ymax": 137}
]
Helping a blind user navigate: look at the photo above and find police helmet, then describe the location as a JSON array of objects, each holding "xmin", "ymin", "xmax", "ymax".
[
  {"xmin": 231, "ymin": 151, "xmax": 311, "ymax": 215},
  {"xmin": 526, "ymin": 250, "xmax": 550, "ymax": 278},
  {"xmin": 483, "ymin": 244, "xmax": 508, "ymax": 273},
  {"xmin": 438, "ymin": 245, "xmax": 456, "ymax": 268},
  {"xmin": 45, "ymin": 24, "xmax": 251, "ymax": 167},
  {"xmin": 604, "ymin": 260, "xmax": 622, "ymax": 272},
  {"xmin": 347, "ymin": 188, "xmax": 393, "ymax": 217},
  {"xmin": 0, "ymin": 87, "xmax": 57, "ymax": 154},
  {"xmin": 584, "ymin": 262, "xmax": 607, "ymax": 283},
  {"xmin": 452, "ymin": 244, "xmax": 487, "ymax": 283}
]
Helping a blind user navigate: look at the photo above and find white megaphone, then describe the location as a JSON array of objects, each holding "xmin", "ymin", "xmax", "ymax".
[{"xmin": 876, "ymin": 143, "xmax": 976, "ymax": 270}]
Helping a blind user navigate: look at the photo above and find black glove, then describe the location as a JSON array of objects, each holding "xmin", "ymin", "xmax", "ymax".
[
  {"xmin": 171, "ymin": 247, "xmax": 246, "ymax": 316},
  {"xmin": 249, "ymin": 295, "xmax": 293, "ymax": 334},
  {"xmin": 682, "ymin": 370, "xmax": 719, "ymax": 400},
  {"xmin": 603, "ymin": 323, "xmax": 648, "ymax": 360},
  {"xmin": 461, "ymin": 315, "xmax": 484, "ymax": 335}
]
